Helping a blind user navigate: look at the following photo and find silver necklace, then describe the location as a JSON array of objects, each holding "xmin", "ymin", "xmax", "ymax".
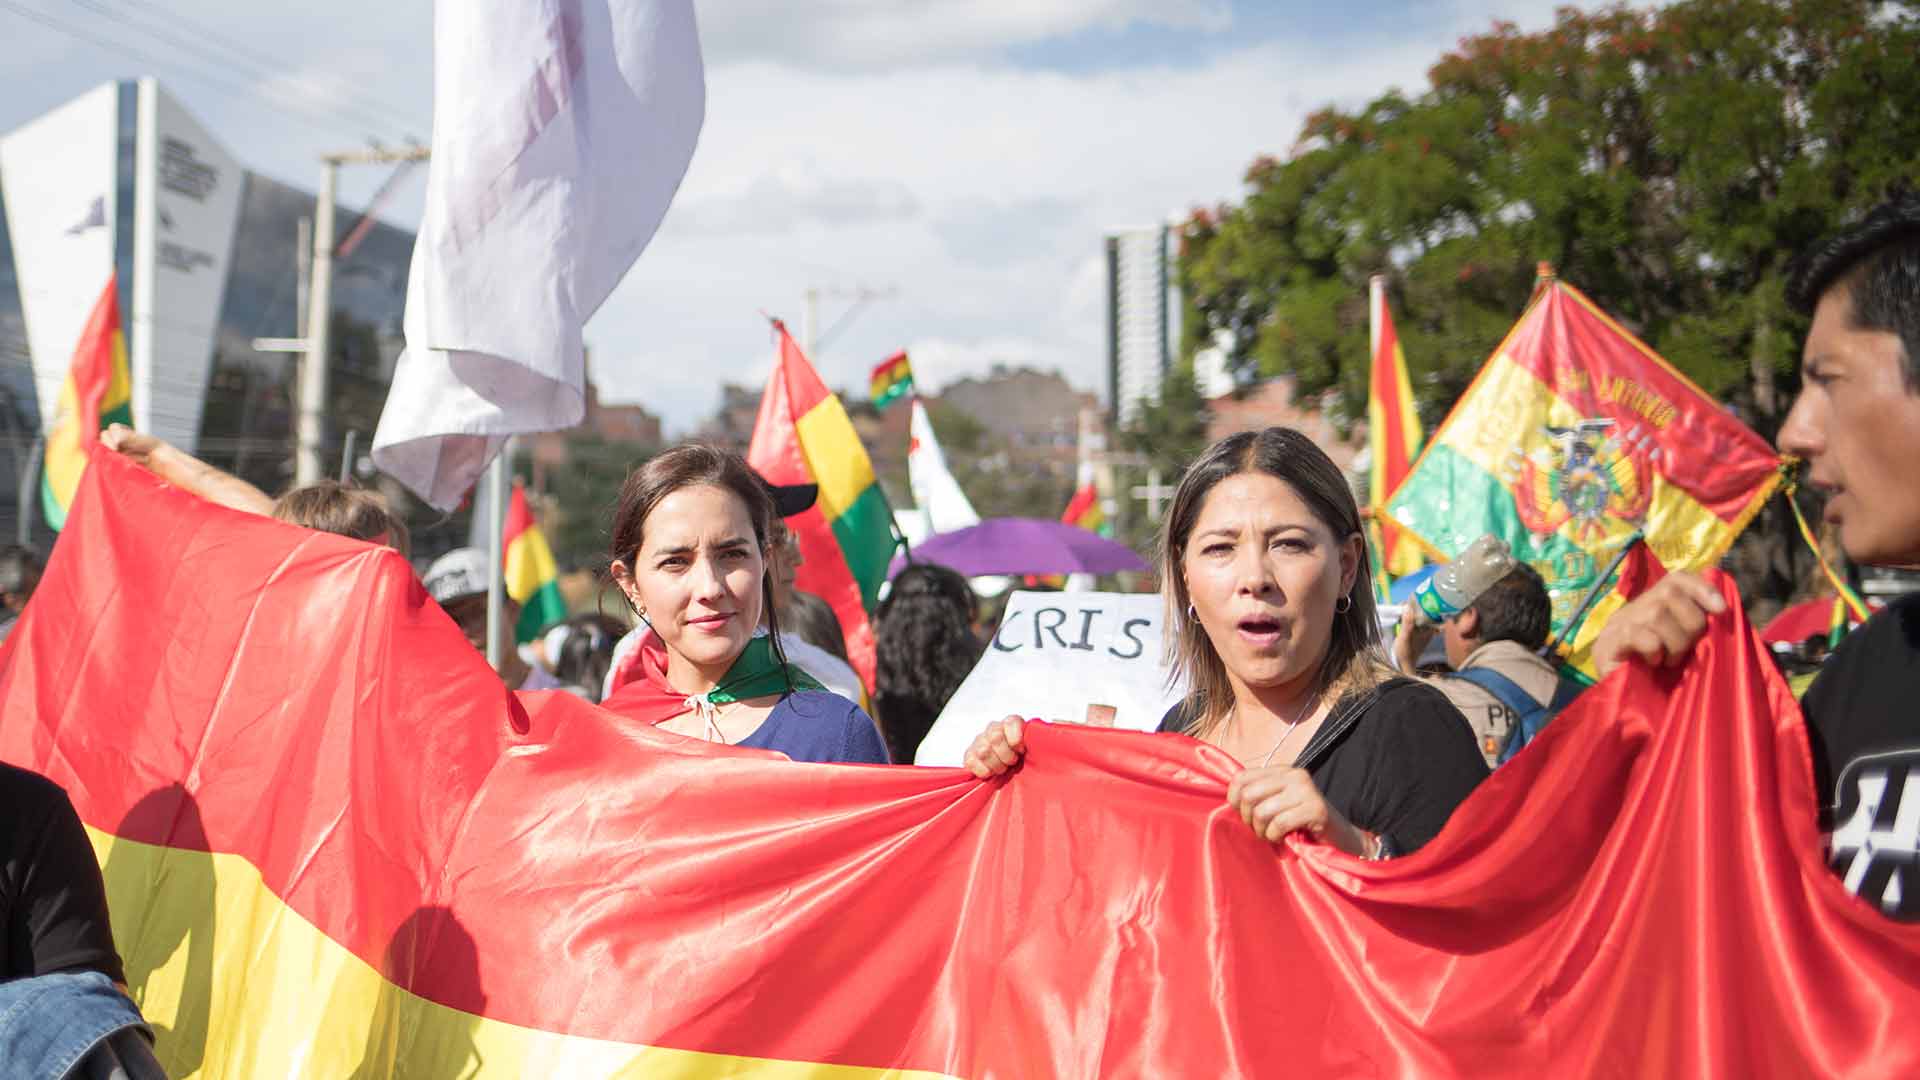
[{"xmin": 1257, "ymin": 690, "xmax": 1321, "ymax": 767}]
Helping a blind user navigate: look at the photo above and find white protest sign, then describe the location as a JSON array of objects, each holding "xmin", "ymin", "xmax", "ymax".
[{"xmin": 914, "ymin": 590, "xmax": 1186, "ymax": 766}]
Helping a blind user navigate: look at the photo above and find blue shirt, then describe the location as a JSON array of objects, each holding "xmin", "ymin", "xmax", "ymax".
[{"xmin": 739, "ymin": 690, "xmax": 890, "ymax": 764}]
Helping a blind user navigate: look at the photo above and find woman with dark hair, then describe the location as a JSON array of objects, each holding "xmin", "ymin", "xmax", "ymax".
[
  {"xmin": 965, "ymin": 427, "xmax": 1486, "ymax": 856},
  {"xmin": 600, "ymin": 444, "xmax": 888, "ymax": 764},
  {"xmin": 873, "ymin": 563, "xmax": 982, "ymax": 764},
  {"xmin": 543, "ymin": 613, "xmax": 627, "ymax": 703}
]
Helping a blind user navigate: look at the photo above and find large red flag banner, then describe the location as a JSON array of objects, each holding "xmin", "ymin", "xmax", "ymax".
[{"xmin": 3, "ymin": 451, "xmax": 1919, "ymax": 1076}]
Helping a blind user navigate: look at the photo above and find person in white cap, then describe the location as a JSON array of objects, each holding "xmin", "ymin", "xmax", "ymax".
[{"xmin": 423, "ymin": 547, "xmax": 566, "ymax": 692}]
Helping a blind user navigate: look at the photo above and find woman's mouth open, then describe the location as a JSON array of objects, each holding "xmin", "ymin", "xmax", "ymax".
[{"xmin": 1236, "ymin": 615, "xmax": 1285, "ymax": 648}]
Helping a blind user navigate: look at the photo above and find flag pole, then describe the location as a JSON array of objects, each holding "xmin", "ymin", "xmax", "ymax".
[
  {"xmin": 1367, "ymin": 274, "xmax": 1391, "ymax": 600},
  {"xmin": 1542, "ymin": 531, "xmax": 1643, "ymax": 660},
  {"xmin": 485, "ymin": 439, "xmax": 512, "ymax": 670}
]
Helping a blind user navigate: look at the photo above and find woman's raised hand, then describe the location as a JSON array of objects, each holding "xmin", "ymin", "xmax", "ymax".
[
  {"xmin": 962, "ymin": 715, "xmax": 1027, "ymax": 778},
  {"xmin": 1226, "ymin": 765, "xmax": 1373, "ymax": 856}
]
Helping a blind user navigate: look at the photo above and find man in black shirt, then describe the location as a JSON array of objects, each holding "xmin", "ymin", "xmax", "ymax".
[
  {"xmin": 1594, "ymin": 195, "xmax": 1920, "ymax": 917},
  {"xmin": 1, "ymin": 761, "xmax": 125, "ymax": 982}
]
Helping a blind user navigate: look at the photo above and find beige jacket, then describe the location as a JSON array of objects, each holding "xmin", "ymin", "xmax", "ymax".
[{"xmin": 1420, "ymin": 639, "xmax": 1562, "ymax": 769}]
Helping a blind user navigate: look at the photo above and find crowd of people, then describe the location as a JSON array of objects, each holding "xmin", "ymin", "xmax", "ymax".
[{"xmin": 1, "ymin": 194, "xmax": 1916, "ymax": 1068}]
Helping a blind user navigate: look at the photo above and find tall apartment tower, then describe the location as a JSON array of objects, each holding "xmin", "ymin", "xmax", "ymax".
[{"xmin": 1104, "ymin": 224, "xmax": 1179, "ymax": 424}]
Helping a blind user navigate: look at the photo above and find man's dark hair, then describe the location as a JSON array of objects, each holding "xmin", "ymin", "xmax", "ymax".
[
  {"xmin": 0, "ymin": 544, "xmax": 44, "ymax": 602},
  {"xmin": 1465, "ymin": 562, "xmax": 1551, "ymax": 651},
  {"xmin": 1788, "ymin": 194, "xmax": 1920, "ymax": 392}
]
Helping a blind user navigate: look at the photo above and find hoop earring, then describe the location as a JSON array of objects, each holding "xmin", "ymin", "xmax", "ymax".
[
  {"xmin": 1335, "ymin": 595, "xmax": 1352, "ymax": 614},
  {"xmin": 1186, "ymin": 603, "xmax": 1197, "ymax": 622}
]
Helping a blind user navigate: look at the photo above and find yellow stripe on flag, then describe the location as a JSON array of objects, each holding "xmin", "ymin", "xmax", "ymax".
[
  {"xmin": 794, "ymin": 397, "xmax": 877, "ymax": 523},
  {"xmin": 504, "ymin": 529, "xmax": 558, "ymax": 603},
  {"xmin": 91, "ymin": 828, "xmax": 959, "ymax": 1079},
  {"xmin": 101, "ymin": 329, "xmax": 132, "ymax": 414}
]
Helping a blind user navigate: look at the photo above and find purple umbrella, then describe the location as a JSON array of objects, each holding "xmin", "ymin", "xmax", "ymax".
[{"xmin": 890, "ymin": 517, "xmax": 1148, "ymax": 578}]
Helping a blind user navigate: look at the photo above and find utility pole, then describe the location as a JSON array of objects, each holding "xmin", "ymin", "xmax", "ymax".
[
  {"xmin": 297, "ymin": 158, "xmax": 338, "ymax": 487},
  {"xmin": 801, "ymin": 284, "xmax": 897, "ymax": 360},
  {"xmin": 256, "ymin": 145, "xmax": 428, "ymax": 488}
]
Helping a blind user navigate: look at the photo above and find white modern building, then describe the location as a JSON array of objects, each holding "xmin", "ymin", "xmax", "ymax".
[
  {"xmin": 1104, "ymin": 224, "xmax": 1179, "ymax": 424},
  {"xmin": 0, "ymin": 79, "xmax": 414, "ymax": 544}
]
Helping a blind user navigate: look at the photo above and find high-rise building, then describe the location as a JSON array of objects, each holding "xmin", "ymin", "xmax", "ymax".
[
  {"xmin": 0, "ymin": 79, "xmax": 415, "ymax": 546},
  {"xmin": 1105, "ymin": 224, "xmax": 1179, "ymax": 424}
]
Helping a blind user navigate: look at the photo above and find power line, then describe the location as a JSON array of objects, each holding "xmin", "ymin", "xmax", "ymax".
[
  {"xmin": 0, "ymin": 0, "xmax": 415, "ymax": 147},
  {"xmin": 70, "ymin": 0, "xmax": 426, "ymax": 141},
  {"xmin": 97, "ymin": 0, "xmax": 428, "ymax": 138}
]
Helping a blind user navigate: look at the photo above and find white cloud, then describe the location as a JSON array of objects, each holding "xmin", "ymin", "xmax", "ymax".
[
  {"xmin": 587, "ymin": 30, "xmax": 1510, "ymax": 431},
  {"xmin": 0, "ymin": 0, "xmax": 1577, "ymax": 439},
  {"xmin": 674, "ymin": 159, "xmax": 919, "ymax": 235}
]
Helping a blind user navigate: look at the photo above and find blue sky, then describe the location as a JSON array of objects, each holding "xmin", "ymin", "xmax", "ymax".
[
  {"xmin": 0, "ymin": 0, "xmax": 1578, "ymax": 434},
  {"xmin": 1007, "ymin": 3, "xmax": 1479, "ymax": 74}
]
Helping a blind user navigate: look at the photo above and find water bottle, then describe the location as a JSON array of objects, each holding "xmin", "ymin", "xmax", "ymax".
[{"xmin": 1414, "ymin": 534, "xmax": 1517, "ymax": 622}]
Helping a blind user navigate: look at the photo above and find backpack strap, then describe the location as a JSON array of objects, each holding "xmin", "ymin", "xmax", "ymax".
[{"xmin": 1445, "ymin": 666, "xmax": 1546, "ymax": 725}]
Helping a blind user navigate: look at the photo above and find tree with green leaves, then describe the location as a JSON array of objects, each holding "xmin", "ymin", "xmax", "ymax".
[
  {"xmin": 1180, "ymin": 0, "xmax": 1920, "ymax": 603},
  {"xmin": 526, "ymin": 433, "xmax": 653, "ymax": 572},
  {"xmin": 1113, "ymin": 361, "xmax": 1212, "ymax": 547}
]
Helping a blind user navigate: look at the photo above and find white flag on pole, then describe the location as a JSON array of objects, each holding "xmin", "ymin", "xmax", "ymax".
[
  {"xmin": 372, "ymin": 0, "xmax": 705, "ymax": 509},
  {"xmin": 907, "ymin": 399, "xmax": 980, "ymax": 536}
]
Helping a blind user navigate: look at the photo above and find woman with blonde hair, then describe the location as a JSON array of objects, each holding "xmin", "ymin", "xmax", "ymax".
[{"xmin": 966, "ymin": 427, "xmax": 1486, "ymax": 856}]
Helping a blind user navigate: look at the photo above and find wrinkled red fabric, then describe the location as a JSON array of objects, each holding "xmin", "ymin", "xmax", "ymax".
[
  {"xmin": 3, "ymin": 449, "xmax": 1919, "ymax": 1077},
  {"xmin": 599, "ymin": 630, "xmax": 689, "ymax": 723}
]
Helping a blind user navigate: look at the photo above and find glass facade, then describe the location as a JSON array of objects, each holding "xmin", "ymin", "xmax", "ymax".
[{"xmin": 0, "ymin": 127, "xmax": 447, "ymax": 552}]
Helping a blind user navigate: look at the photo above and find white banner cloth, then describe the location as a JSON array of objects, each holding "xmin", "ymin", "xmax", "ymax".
[
  {"xmin": 914, "ymin": 590, "xmax": 1187, "ymax": 765},
  {"xmin": 373, "ymin": 0, "xmax": 704, "ymax": 509}
]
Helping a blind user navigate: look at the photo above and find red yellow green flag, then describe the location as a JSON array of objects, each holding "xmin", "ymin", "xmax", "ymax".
[
  {"xmin": 11, "ymin": 454, "xmax": 1920, "ymax": 1076},
  {"xmin": 503, "ymin": 482, "xmax": 567, "ymax": 643},
  {"xmin": 749, "ymin": 321, "xmax": 898, "ymax": 687},
  {"xmin": 1384, "ymin": 273, "xmax": 1780, "ymax": 676},
  {"xmin": 41, "ymin": 275, "xmax": 132, "ymax": 531},
  {"xmin": 869, "ymin": 351, "xmax": 914, "ymax": 412},
  {"xmin": 1061, "ymin": 482, "xmax": 1104, "ymax": 534},
  {"xmin": 1368, "ymin": 276, "xmax": 1425, "ymax": 580}
]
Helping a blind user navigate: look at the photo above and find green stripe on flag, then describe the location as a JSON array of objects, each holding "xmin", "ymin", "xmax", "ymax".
[
  {"xmin": 514, "ymin": 579, "xmax": 568, "ymax": 645},
  {"xmin": 829, "ymin": 484, "xmax": 898, "ymax": 611},
  {"xmin": 39, "ymin": 476, "xmax": 66, "ymax": 532},
  {"xmin": 872, "ymin": 379, "xmax": 912, "ymax": 412},
  {"xmin": 1387, "ymin": 441, "xmax": 1622, "ymax": 635}
]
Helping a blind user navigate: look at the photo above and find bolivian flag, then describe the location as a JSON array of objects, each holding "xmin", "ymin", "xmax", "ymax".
[
  {"xmin": 1368, "ymin": 277, "xmax": 1425, "ymax": 581},
  {"xmin": 749, "ymin": 321, "xmax": 898, "ymax": 687},
  {"xmin": 869, "ymin": 351, "xmax": 914, "ymax": 412},
  {"xmin": 504, "ymin": 482, "xmax": 567, "ymax": 643},
  {"xmin": 1384, "ymin": 273, "xmax": 1779, "ymax": 676},
  {"xmin": 1061, "ymin": 481, "xmax": 1105, "ymax": 535},
  {"xmin": 41, "ymin": 275, "xmax": 132, "ymax": 531},
  {"xmin": 12, "ymin": 451, "xmax": 1920, "ymax": 1077}
]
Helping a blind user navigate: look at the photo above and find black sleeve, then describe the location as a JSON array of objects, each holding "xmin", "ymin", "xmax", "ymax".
[
  {"xmin": 1800, "ymin": 596, "xmax": 1920, "ymax": 817},
  {"xmin": 1351, "ymin": 680, "xmax": 1490, "ymax": 854},
  {"xmin": 11, "ymin": 773, "xmax": 126, "ymax": 982},
  {"xmin": 1157, "ymin": 698, "xmax": 1200, "ymax": 734}
]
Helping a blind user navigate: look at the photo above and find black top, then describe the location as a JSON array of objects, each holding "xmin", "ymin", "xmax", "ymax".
[
  {"xmin": 1160, "ymin": 677, "xmax": 1489, "ymax": 854},
  {"xmin": 1, "ymin": 762, "xmax": 125, "ymax": 982},
  {"xmin": 1803, "ymin": 593, "xmax": 1920, "ymax": 919}
]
